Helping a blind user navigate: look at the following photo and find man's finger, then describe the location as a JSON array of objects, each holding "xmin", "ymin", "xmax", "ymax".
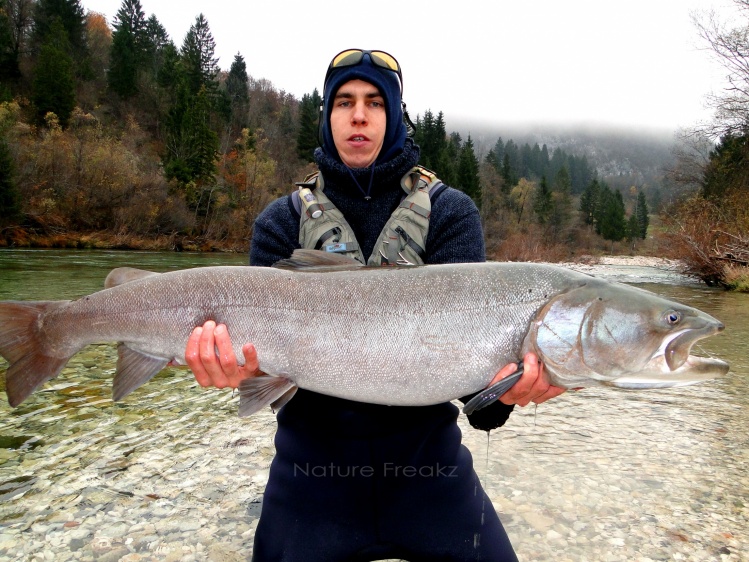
[
  {"xmin": 215, "ymin": 324, "xmax": 239, "ymax": 375},
  {"xmin": 239, "ymin": 343, "xmax": 261, "ymax": 377},
  {"xmin": 198, "ymin": 321, "xmax": 229, "ymax": 388},
  {"xmin": 187, "ymin": 327, "xmax": 213, "ymax": 387}
]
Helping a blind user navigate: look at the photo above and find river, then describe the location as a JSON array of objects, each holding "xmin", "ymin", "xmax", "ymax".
[{"xmin": 0, "ymin": 249, "xmax": 746, "ymax": 562}]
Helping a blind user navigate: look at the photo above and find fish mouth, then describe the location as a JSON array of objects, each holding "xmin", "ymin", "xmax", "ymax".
[
  {"xmin": 664, "ymin": 322, "xmax": 724, "ymax": 370},
  {"xmin": 610, "ymin": 322, "xmax": 729, "ymax": 388}
]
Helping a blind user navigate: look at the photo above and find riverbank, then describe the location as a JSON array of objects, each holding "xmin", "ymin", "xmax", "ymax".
[
  {"xmin": 558, "ymin": 255, "xmax": 696, "ymax": 285},
  {"xmin": 0, "ymin": 229, "xmax": 245, "ymax": 253}
]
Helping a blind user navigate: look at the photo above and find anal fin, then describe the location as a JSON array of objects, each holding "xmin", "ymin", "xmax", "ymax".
[
  {"xmin": 270, "ymin": 385, "xmax": 298, "ymax": 413},
  {"xmin": 238, "ymin": 375, "xmax": 297, "ymax": 417},
  {"xmin": 113, "ymin": 344, "xmax": 169, "ymax": 401}
]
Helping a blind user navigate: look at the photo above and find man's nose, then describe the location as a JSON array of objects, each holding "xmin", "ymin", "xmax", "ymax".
[{"xmin": 351, "ymin": 102, "xmax": 368, "ymax": 124}]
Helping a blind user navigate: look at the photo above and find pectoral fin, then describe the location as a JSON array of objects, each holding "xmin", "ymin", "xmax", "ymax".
[
  {"xmin": 462, "ymin": 367, "xmax": 524, "ymax": 416},
  {"xmin": 113, "ymin": 344, "xmax": 169, "ymax": 401},
  {"xmin": 238, "ymin": 375, "xmax": 297, "ymax": 417}
]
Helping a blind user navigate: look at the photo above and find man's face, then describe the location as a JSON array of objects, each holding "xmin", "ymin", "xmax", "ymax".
[{"xmin": 330, "ymin": 79, "xmax": 386, "ymax": 168}]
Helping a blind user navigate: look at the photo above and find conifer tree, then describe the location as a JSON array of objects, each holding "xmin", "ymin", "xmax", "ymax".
[
  {"xmin": 33, "ymin": 0, "xmax": 90, "ymax": 78},
  {"xmin": 596, "ymin": 185, "xmax": 627, "ymax": 241},
  {"xmin": 225, "ymin": 52, "xmax": 250, "ymax": 138},
  {"xmin": 296, "ymin": 88, "xmax": 321, "ymax": 162},
  {"xmin": 0, "ymin": 0, "xmax": 20, "ymax": 90},
  {"xmin": 457, "ymin": 135, "xmax": 480, "ymax": 205},
  {"xmin": 181, "ymin": 13, "xmax": 219, "ymax": 96},
  {"xmin": 108, "ymin": 0, "xmax": 146, "ymax": 98},
  {"xmin": 487, "ymin": 137, "xmax": 504, "ymax": 173},
  {"xmin": 32, "ymin": 18, "xmax": 76, "ymax": 126},
  {"xmin": 501, "ymin": 153, "xmax": 515, "ymax": 188},
  {"xmin": 533, "ymin": 175, "xmax": 553, "ymax": 224},
  {"xmin": 157, "ymin": 42, "xmax": 180, "ymax": 92},
  {"xmin": 0, "ymin": 137, "xmax": 19, "ymax": 221},
  {"xmin": 143, "ymin": 14, "xmax": 171, "ymax": 77},
  {"xmin": 634, "ymin": 191, "xmax": 649, "ymax": 239},
  {"xmin": 550, "ymin": 167, "xmax": 573, "ymax": 236},
  {"xmin": 164, "ymin": 83, "xmax": 219, "ymax": 188},
  {"xmin": 579, "ymin": 178, "xmax": 600, "ymax": 226}
]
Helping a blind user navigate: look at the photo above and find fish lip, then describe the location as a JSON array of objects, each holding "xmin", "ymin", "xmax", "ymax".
[
  {"xmin": 663, "ymin": 322, "xmax": 724, "ymax": 371},
  {"xmin": 611, "ymin": 321, "xmax": 730, "ymax": 387},
  {"xmin": 610, "ymin": 355, "xmax": 730, "ymax": 388}
]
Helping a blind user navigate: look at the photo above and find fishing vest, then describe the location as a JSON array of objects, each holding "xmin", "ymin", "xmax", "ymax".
[{"xmin": 291, "ymin": 166, "xmax": 443, "ymax": 266}]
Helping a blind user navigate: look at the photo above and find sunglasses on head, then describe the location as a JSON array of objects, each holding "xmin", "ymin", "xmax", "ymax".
[{"xmin": 325, "ymin": 49, "xmax": 403, "ymax": 95}]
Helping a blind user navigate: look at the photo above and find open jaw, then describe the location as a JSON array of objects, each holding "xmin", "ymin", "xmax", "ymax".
[{"xmin": 609, "ymin": 324, "xmax": 730, "ymax": 389}]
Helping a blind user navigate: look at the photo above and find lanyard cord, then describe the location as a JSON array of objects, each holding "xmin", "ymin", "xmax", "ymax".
[{"xmin": 346, "ymin": 162, "xmax": 376, "ymax": 201}]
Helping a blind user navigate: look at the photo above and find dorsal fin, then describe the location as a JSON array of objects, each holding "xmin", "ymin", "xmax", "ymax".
[
  {"xmin": 105, "ymin": 267, "xmax": 161, "ymax": 289},
  {"xmin": 272, "ymin": 249, "xmax": 365, "ymax": 272}
]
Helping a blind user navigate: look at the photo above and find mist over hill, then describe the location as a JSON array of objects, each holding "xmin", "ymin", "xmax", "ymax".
[{"xmin": 446, "ymin": 119, "xmax": 678, "ymax": 189}]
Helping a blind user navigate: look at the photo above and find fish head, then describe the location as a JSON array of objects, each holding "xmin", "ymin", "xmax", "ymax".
[{"xmin": 526, "ymin": 280, "xmax": 729, "ymax": 389}]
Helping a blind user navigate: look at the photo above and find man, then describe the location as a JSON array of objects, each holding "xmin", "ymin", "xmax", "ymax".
[{"xmin": 186, "ymin": 49, "xmax": 565, "ymax": 561}]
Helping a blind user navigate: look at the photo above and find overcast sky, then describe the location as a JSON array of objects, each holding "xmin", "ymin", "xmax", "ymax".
[{"xmin": 84, "ymin": 0, "xmax": 735, "ymax": 134}]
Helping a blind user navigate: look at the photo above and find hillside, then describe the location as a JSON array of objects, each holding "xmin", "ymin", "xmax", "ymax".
[{"xmin": 448, "ymin": 119, "xmax": 677, "ymax": 189}]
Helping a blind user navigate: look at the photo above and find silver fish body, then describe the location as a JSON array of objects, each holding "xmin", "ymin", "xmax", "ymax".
[{"xmin": 0, "ymin": 251, "xmax": 730, "ymax": 415}]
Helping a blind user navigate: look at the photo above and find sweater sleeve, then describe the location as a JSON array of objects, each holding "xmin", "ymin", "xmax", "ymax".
[
  {"xmin": 424, "ymin": 186, "xmax": 486, "ymax": 265},
  {"xmin": 428, "ymin": 186, "xmax": 516, "ymax": 431},
  {"xmin": 250, "ymin": 196, "xmax": 301, "ymax": 267}
]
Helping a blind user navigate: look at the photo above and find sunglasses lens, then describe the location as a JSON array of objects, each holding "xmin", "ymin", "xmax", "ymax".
[
  {"xmin": 326, "ymin": 49, "xmax": 403, "ymax": 95},
  {"xmin": 331, "ymin": 49, "xmax": 364, "ymax": 68},
  {"xmin": 369, "ymin": 51, "xmax": 400, "ymax": 72}
]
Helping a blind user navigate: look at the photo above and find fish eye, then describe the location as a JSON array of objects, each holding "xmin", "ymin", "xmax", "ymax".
[{"xmin": 665, "ymin": 311, "xmax": 681, "ymax": 325}]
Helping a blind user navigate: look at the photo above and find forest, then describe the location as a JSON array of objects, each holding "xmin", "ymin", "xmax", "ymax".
[{"xmin": 0, "ymin": 0, "xmax": 747, "ymax": 290}]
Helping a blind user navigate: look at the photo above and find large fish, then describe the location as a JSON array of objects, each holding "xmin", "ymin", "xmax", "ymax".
[{"xmin": 0, "ymin": 250, "xmax": 729, "ymax": 416}]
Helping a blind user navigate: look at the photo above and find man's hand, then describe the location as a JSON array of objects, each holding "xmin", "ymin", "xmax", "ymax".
[
  {"xmin": 185, "ymin": 321, "xmax": 261, "ymax": 388},
  {"xmin": 491, "ymin": 352, "xmax": 566, "ymax": 406}
]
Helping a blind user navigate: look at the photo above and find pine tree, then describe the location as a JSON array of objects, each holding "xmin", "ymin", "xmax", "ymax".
[
  {"xmin": 0, "ymin": 0, "xmax": 20, "ymax": 90},
  {"xmin": 533, "ymin": 175, "xmax": 553, "ymax": 224},
  {"xmin": 634, "ymin": 191, "xmax": 649, "ymax": 239},
  {"xmin": 457, "ymin": 135, "xmax": 480, "ymax": 206},
  {"xmin": 579, "ymin": 178, "xmax": 600, "ymax": 226},
  {"xmin": 550, "ymin": 167, "xmax": 573, "ymax": 237},
  {"xmin": 0, "ymin": 137, "xmax": 19, "ymax": 221},
  {"xmin": 181, "ymin": 13, "xmax": 219, "ymax": 96},
  {"xmin": 157, "ymin": 42, "xmax": 180, "ymax": 92},
  {"xmin": 33, "ymin": 0, "xmax": 90, "ymax": 78},
  {"xmin": 502, "ymin": 140, "xmax": 520, "ymax": 186},
  {"xmin": 702, "ymin": 133, "xmax": 749, "ymax": 200},
  {"xmin": 143, "ymin": 14, "xmax": 171, "ymax": 77},
  {"xmin": 225, "ymin": 52, "xmax": 250, "ymax": 138},
  {"xmin": 596, "ymin": 185, "xmax": 627, "ymax": 242},
  {"xmin": 296, "ymin": 88, "xmax": 321, "ymax": 162},
  {"xmin": 108, "ymin": 0, "xmax": 147, "ymax": 98},
  {"xmin": 414, "ymin": 110, "xmax": 436, "ymax": 168},
  {"xmin": 32, "ymin": 18, "xmax": 76, "ymax": 126},
  {"xmin": 488, "ymin": 137, "xmax": 504, "ymax": 173},
  {"xmin": 164, "ymin": 83, "xmax": 219, "ymax": 189}
]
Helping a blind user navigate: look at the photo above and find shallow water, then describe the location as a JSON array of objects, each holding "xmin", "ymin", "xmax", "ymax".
[{"xmin": 0, "ymin": 249, "xmax": 746, "ymax": 561}]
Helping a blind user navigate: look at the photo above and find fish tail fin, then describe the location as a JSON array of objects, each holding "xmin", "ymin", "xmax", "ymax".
[{"xmin": 0, "ymin": 301, "xmax": 72, "ymax": 407}]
